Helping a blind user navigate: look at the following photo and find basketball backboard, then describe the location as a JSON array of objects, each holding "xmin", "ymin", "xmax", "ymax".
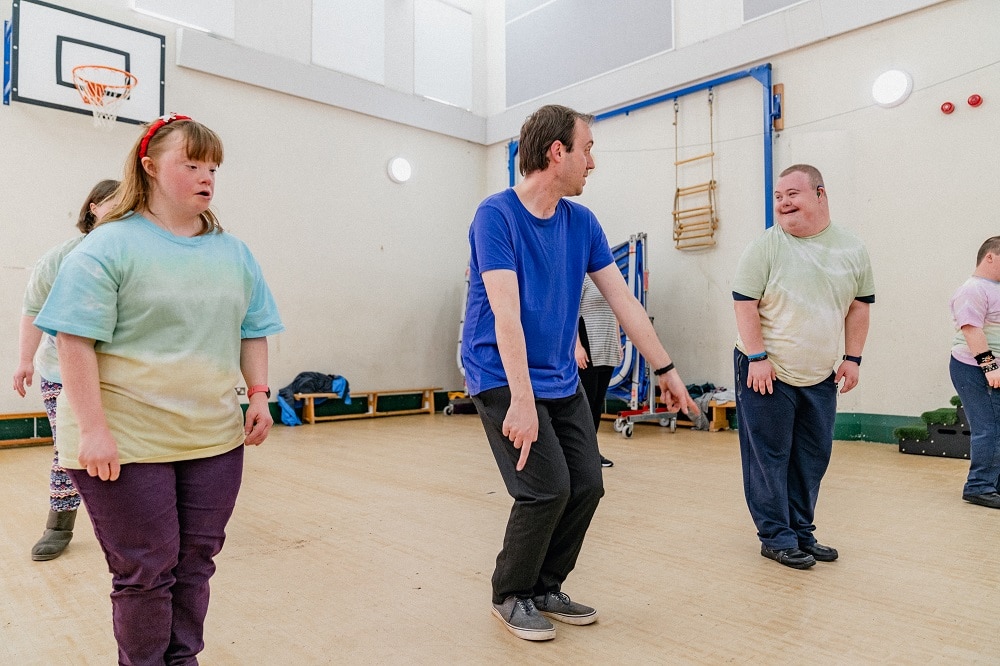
[{"xmin": 10, "ymin": 0, "xmax": 164, "ymax": 124}]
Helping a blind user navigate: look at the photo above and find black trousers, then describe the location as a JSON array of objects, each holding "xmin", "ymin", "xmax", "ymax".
[
  {"xmin": 578, "ymin": 364, "xmax": 614, "ymax": 432},
  {"xmin": 472, "ymin": 384, "xmax": 605, "ymax": 604}
]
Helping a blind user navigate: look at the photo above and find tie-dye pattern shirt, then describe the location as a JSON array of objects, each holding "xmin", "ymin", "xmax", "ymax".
[
  {"xmin": 34, "ymin": 214, "xmax": 284, "ymax": 468},
  {"xmin": 732, "ymin": 222, "xmax": 875, "ymax": 387},
  {"xmin": 22, "ymin": 235, "xmax": 86, "ymax": 383},
  {"xmin": 950, "ymin": 276, "xmax": 1000, "ymax": 366}
]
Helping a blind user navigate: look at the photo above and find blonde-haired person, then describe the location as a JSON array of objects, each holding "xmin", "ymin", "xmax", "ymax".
[
  {"xmin": 35, "ymin": 114, "xmax": 283, "ymax": 663},
  {"xmin": 13, "ymin": 178, "xmax": 119, "ymax": 561}
]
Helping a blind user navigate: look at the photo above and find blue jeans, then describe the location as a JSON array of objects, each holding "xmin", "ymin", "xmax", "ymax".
[
  {"xmin": 734, "ymin": 349, "xmax": 837, "ymax": 550},
  {"xmin": 949, "ymin": 356, "xmax": 1000, "ymax": 495},
  {"xmin": 472, "ymin": 384, "xmax": 604, "ymax": 604}
]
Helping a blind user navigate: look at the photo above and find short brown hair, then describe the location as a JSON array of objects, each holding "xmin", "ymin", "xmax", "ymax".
[
  {"xmin": 977, "ymin": 236, "xmax": 1000, "ymax": 265},
  {"xmin": 518, "ymin": 105, "xmax": 594, "ymax": 177},
  {"xmin": 779, "ymin": 164, "xmax": 825, "ymax": 190},
  {"xmin": 76, "ymin": 179, "xmax": 120, "ymax": 233}
]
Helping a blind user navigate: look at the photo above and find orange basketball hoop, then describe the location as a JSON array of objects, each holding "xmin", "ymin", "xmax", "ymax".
[{"xmin": 71, "ymin": 65, "xmax": 139, "ymax": 128}]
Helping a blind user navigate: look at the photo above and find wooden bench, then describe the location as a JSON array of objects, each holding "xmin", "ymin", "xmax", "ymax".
[
  {"xmin": 293, "ymin": 393, "xmax": 340, "ymax": 424},
  {"xmin": 707, "ymin": 399, "xmax": 736, "ymax": 432},
  {"xmin": 667, "ymin": 399, "xmax": 736, "ymax": 431},
  {"xmin": 0, "ymin": 411, "xmax": 54, "ymax": 449},
  {"xmin": 294, "ymin": 388, "xmax": 440, "ymax": 424}
]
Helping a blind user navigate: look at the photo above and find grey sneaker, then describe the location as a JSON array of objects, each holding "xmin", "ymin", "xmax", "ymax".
[
  {"xmin": 532, "ymin": 591, "xmax": 598, "ymax": 625},
  {"xmin": 491, "ymin": 596, "xmax": 556, "ymax": 641}
]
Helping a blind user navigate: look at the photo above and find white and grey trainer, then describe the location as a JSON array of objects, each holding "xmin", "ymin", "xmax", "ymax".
[
  {"xmin": 491, "ymin": 596, "xmax": 556, "ymax": 641},
  {"xmin": 532, "ymin": 591, "xmax": 598, "ymax": 625}
]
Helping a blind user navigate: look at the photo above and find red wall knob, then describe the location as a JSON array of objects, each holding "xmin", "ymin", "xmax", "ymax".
[
  {"xmin": 968, "ymin": 94, "xmax": 983, "ymax": 107},
  {"xmin": 941, "ymin": 101, "xmax": 955, "ymax": 114}
]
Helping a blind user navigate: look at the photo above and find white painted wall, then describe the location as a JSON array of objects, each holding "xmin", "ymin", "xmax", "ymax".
[
  {"xmin": 0, "ymin": 0, "xmax": 481, "ymax": 413},
  {"xmin": 1, "ymin": 0, "xmax": 995, "ymax": 419},
  {"xmin": 567, "ymin": 0, "xmax": 1000, "ymax": 417}
]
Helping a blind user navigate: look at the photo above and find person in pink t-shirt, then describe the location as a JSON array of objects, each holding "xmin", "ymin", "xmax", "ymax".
[{"xmin": 949, "ymin": 236, "xmax": 1000, "ymax": 509}]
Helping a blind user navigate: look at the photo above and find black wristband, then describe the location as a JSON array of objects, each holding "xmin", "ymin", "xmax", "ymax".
[
  {"xmin": 975, "ymin": 351, "xmax": 996, "ymax": 365},
  {"xmin": 842, "ymin": 354, "xmax": 862, "ymax": 366},
  {"xmin": 653, "ymin": 363, "xmax": 675, "ymax": 376},
  {"xmin": 982, "ymin": 362, "xmax": 999, "ymax": 374},
  {"xmin": 748, "ymin": 352, "xmax": 768, "ymax": 362}
]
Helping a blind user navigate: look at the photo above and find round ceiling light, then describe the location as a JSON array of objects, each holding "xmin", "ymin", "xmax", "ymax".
[
  {"xmin": 387, "ymin": 157, "xmax": 412, "ymax": 183},
  {"xmin": 872, "ymin": 70, "xmax": 913, "ymax": 108}
]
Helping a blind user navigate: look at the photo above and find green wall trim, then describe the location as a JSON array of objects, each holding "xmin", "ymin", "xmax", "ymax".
[
  {"xmin": 605, "ymin": 401, "xmax": 919, "ymax": 444},
  {"xmin": 833, "ymin": 413, "xmax": 923, "ymax": 444},
  {"xmin": 0, "ymin": 415, "xmax": 51, "ymax": 441},
  {"xmin": 136, "ymin": 406, "xmax": 917, "ymax": 445},
  {"xmin": 240, "ymin": 403, "xmax": 283, "ymax": 422}
]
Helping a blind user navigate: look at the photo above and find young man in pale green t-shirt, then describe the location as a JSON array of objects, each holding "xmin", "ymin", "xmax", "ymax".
[{"xmin": 733, "ymin": 164, "xmax": 874, "ymax": 570}]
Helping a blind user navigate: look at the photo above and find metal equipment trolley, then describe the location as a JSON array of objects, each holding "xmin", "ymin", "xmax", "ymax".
[{"xmin": 612, "ymin": 363, "xmax": 677, "ymax": 438}]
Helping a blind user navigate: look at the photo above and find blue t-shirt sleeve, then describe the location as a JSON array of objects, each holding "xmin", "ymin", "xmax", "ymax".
[
  {"xmin": 34, "ymin": 243, "xmax": 119, "ymax": 342},
  {"xmin": 471, "ymin": 203, "xmax": 516, "ymax": 274},
  {"xmin": 586, "ymin": 212, "xmax": 615, "ymax": 273}
]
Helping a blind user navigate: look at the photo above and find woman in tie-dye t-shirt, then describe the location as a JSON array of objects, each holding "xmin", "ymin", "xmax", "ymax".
[{"xmin": 35, "ymin": 115, "xmax": 283, "ymax": 663}]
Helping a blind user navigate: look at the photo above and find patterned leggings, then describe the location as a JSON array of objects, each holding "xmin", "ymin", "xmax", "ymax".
[{"xmin": 41, "ymin": 379, "xmax": 81, "ymax": 512}]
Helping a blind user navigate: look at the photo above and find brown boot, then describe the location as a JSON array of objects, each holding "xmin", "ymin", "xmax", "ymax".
[{"xmin": 31, "ymin": 509, "xmax": 77, "ymax": 561}]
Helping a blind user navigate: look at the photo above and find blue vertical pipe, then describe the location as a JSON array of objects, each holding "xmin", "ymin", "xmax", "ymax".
[
  {"xmin": 507, "ymin": 139, "xmax": 518, "ymax": 187},
  {"xmin": 750, "ymin": 64, "xmax": 777, "ymax": 228},
  {"xmin": 3, "ymin": 20, "xmax": 11, "ymax": 106},
  {"xmin": 506, "ymin": 63, "xmax": 780, "ymax": 227}
]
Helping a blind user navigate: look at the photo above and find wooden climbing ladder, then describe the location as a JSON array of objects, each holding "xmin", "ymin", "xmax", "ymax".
[{"xmin": 672, "ymin": 91, "xmax": 719, "ymax": 250}]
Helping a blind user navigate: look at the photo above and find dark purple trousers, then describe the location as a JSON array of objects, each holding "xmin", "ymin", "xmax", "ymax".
[{"xmin": 68, "ymin": 445, "xmax": 244, "ymax": 666}]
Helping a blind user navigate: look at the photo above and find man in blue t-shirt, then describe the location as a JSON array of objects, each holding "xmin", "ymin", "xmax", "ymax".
[{"xmin": 462, "ymin": 104, "xmax": 698, "ymax": 642}]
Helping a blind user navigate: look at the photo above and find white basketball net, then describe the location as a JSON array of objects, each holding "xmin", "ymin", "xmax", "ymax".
[{"xmin": 71, "ymin": 66, "xmax": 139, "ymax": 129}]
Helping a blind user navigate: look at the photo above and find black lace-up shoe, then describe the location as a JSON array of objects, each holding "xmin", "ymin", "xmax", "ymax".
[
  {"xmin": 963, "ymin": 492, "xmax": 1000, "ymax": 509},
  {"xmin": 760, "ymin": 545, "xmax": 816, "ymax": 569},
  {"xmin": 799, "ymin": 542, "xmax": 838, "ymax": 561}
]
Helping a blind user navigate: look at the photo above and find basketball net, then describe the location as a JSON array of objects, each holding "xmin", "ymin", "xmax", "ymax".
[{"xmin": 71, "ymin": 65, "xmax": 139, "ymax": 129}]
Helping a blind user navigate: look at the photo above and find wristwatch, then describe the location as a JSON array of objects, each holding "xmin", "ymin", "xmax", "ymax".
[{"xmin": 247, "ymin": 385, "xmax": 271, "ymax": 399}]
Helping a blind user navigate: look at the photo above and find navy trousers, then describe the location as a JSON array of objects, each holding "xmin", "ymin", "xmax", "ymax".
[
  {"xmin": 472, "ymin": 384, "xmax": 604, "ymax": 604},
  {"xmin": 734, "ymin": 349, "xmax": 837, "ymax": 550},
  {"xmin": 950, "ymin": 356, "xmax": 1000, "ymax": 495}
]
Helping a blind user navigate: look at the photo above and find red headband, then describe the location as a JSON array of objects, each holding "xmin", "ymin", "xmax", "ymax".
[{"xmin": 138, "ymin": 113, "xmax": 192, "ymax": 159}]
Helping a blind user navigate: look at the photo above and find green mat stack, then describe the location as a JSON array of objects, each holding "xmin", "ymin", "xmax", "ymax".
[{"xmin": 894, "ymin": 396, "xmax": 970, "ymax": 459}]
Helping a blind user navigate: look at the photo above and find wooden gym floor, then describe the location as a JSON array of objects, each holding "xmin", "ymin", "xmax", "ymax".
[{"xmin": 2, "ymin": 414, "xmax": 999, "ymax": 664}]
